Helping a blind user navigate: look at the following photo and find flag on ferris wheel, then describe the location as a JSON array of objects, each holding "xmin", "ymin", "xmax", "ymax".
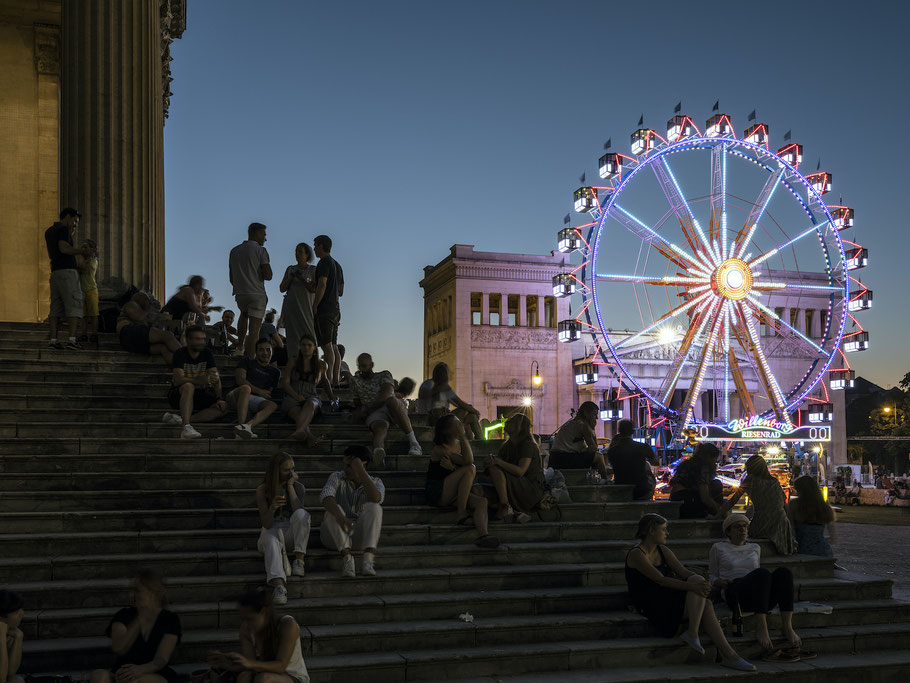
[
  {"xmin": 817, "ymin": 158, "xmax": 821, "ymax": 171},
  {"xmin": 563, "ymin": 213, "xmax": 571, "ymax": 225},
  {"xmin": 674, "ymin": 102, "xmax": 681, "ymax": 113},
  {"xmin": 604, "ymin": 138, "xmax": 611, "ymax": 150},
  {"xmin": 579, "ymin": 171, "xmax": 586, "ymax": 183},
  {"xmin": 784, "ymin": 129, "xmax": 792, "ymax": 141},
  {"xmin": 712, "ymin": 100, "xmax": 719, "ymax": 112},
  {"xmin": 748, "ymin": 110, "xmax": 756, "ymax": 121},
  {"xmin": 637, "ymin": 114, "xmax": 644, "ymax": 126}
]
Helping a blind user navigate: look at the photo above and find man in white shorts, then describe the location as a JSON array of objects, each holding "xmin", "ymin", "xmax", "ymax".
[
  {"xmin": 350, "ymin": 353, "xmax": 422, "ymax": 467},
  {"xmin": 229, "ymin": 222, "xmax": 271, "ymax": 358}
]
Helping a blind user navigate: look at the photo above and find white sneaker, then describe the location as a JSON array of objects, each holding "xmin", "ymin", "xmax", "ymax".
[
  {"xmin": 341, "ymin": 553, "xmax": 356, "ymax": 578},
  {"xmin": 162, "ymin": 412, "xmax": 182, "ymax": 425},
  {"xmin": 372, "ymin": 447, "xmax": 386, "ymax": 468},
  {"xmin": 361, "ymin": 552, "xmax": 376, "ymax": 577},
  {"xmin": 234, "ymin": 423, "xmax": 256, "ymax": 440},
  {"xmin": 180, "ymin": 424, "xmax": 202, "ymax": 439},
  {"xmin": 291, "ymin": 559, "xmax": 306, "ymax": 577},
  {"xmin": 407, "ymin": 443, "xmax": 423, "ymax": 456},
  {"xmin": 272, "ymin": 583, "xmax": 288, "ymax": 605}
]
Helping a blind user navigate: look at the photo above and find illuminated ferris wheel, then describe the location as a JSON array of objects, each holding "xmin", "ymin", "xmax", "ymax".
[{"xmin": 555, "ymin": 108, "xmax": 871, "ymax": 444}]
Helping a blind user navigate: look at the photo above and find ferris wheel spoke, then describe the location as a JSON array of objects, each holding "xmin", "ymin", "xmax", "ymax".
[
  {"xmin": 732, "ymin": 302, "xmax": 790, "ymax": 422},
  {"xmin": 658, "ymin": 303, "xmax": 717, "ymax": 405},
  {"xmin": 678, "ymin": 299, "xmax": 726, "ymax": 427},
  {"xmin": 726, "ymin": 327, "xmax": 757, "ymax": 417},
  {"xmin": 733, "ymin": 165, "xmax": 784, "ymax": 260},
  {"xmin": 751, "ymin": 280, "xmax": 843, "ymax": 293},
  {"xmin": 652, "ymin": 158, "xmax": 720, "ymax": 266},
  {"xmin": 743, "ymin": 296, "xmax": 827, "ymax": 355},
  {"xmin": 613, "ymin": 290, "xmax": 715, "ymax": 350},
  {"xmin": 747, "ymin": 220, "xmax": 830, "ymax": 268},
  {"xmin": 609, "ymin": 204, "xmax": 700, "ymax": 269},
  {"xmin": 709, "ymin": 144, "xmax": 727, "ymax": 259},
  {"xmin": 596, "ymin": 272, "xmax": 710, "ymax": 287}
]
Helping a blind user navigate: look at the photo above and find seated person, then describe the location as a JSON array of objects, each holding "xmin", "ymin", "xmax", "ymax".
[
  {"xmin": 788, "ymin": 475, "xmax": 835, "ymax": 557},
  {"xmin": 161, "ymin": 275, "xmax": 208, "ymax": 328},
  {"xmin": 427, "ymin": 414, "xmax": 499, "ymax": 548},
  {"xmin": 117, "ymin": 291, "xmax": 180, "ymax": 364},
  {"xmin": 337, "ymin": 344, "xmax": 353, "ymax": 387},
  {"xmin": 256, "ymin": 454, "xmax": 310, "ymax": 606},
  {"xmin": 833, "ymin": 478, "xmax": 847, "ymax": 505},
  {"xmin": 351, "ymin": 353, "xmax": 422, "ymax": 465},
  {"xmin": 483, "ymin": 413, "xmax": 545, "ymax": 520},
  {"xmin": 715, "ymin": 455, "xmax": 796, "ymax": 555},
  {"xmin": 0, "ymin": 590, "xmax": 25, "ymax": 683},
  {"xmin": 669, "ymin": 443, "xmax": 723, "ymax": 519},
  {"xmin": 416, "ymin": 362, "xmax": 482, "ymax": 439},
  {"xmin": 161, "ymin": 325, "xmax": 229, "ymax": 439},
  {"xmin": 212, "ymin": 309, "xmax": 240, "ymax": 352},
  {"xmin": 709, "ymin": 514, "xmax": 807, "ymax": 660},
  {"xmin": 548, "ymin": 401, "xmax": 608, "ymax": 480},
  {"xmin": 319, "ymin": 445, "xmax": 384, "ymax": 578},
  {"xmin": 848, "ymin": 480, "xmax": 862, "ymax": 504},
  {"xmin": 607, "ymin": 418, "xmax": 658, "ymax": 500},
  {"xmin": 90, "ymin": 570, "xmax": 181, "ymax": 683},
  {"xmin": 228, "ymin": 337, "xmax": 280, "ymax": 439},
  {"xmin": 207, "ymin": 588, "xmax": 309, "ymax": 683},
  {"xmin": 625, "ymin": 514, "xmax": 754, "ymax": 672},
  {"xmin": 281, "ymin": 334, "xmax": 328, "ymax": 446}
]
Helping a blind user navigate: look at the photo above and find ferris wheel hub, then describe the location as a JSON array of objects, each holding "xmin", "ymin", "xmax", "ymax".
[{"xmin": 712, "ymin": 259, "xmax": 753, "ymax": 301}]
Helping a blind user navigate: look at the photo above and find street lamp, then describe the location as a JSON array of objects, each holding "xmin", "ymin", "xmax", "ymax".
[{"xmin": 531, "ymin": 361, "xmax": 543, "ymax": 388}]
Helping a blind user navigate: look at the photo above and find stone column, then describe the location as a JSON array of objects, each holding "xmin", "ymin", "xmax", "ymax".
[{"xmin": 60, "ymin": 0, "xmax": 184, "ymax": 301}]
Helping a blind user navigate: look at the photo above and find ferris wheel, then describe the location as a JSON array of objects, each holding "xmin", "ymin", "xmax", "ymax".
[{"xmin": 555, "ymin": 108, "xmax": 871, "ymax": 445}]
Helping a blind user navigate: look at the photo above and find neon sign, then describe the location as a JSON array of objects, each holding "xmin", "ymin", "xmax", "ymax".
[{"xmin": 695, "ymin": 416, "xmax": 830, "ymax": 443}]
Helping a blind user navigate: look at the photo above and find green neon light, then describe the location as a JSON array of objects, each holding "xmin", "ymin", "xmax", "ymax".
[{"xmin": 484, "ymin": 418, "xmax": 506, "ymax": 440}]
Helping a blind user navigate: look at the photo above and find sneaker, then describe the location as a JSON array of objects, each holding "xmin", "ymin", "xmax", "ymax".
[
  {"xmin": 407, "ymin": 444, "xmax": 423, "ymax": 456},
  {"xmin": 341, "ymin": 553, "xmax": 356, "ymax": 578},
  {"xmin": 162, "ymin": 413, "xmax": 182, "ymax": 426},
  {"xmin": 181, "ymin": 424, "xmax": 202, "ymax": 439},
  {"xmin": 234, "ymin": 423, "xmax": 256, "ymax": 440},
  {"xmin": 372, "ymin": 448, "xmax": 386, "ymax": 468},
  {"xmin": 47, "ymin": 340, "xmax": 64, "ymax": 349},
  {"xmin": 272, "ymin": 584, "xmax": 288, "ymax": 605},
  {"xmin": 679, "ymin": 631, "xmax": 705, "ymax": 655},
  {"xmin": 721, "ymin": 657, "xmax": 756, "ymax": 672},
  {"xmin": 64, "ymin": 339, "xmax": 84, "ymax": 350},
  {"xmin": 361, "ymin": 552, "xmax": 376, "ymax": 577},
  {"xmin": 514, "ymin": 512, "xmax": 532, "ymax": 524},
  {"xmin": 291, "ymin": 559, "xmax": 306, "ymax": 577}
]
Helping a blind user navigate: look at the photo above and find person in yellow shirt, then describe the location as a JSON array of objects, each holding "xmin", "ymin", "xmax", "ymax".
[{"xmin": 78, "ymin": 239, "xmax": 99, "ymax": 343}]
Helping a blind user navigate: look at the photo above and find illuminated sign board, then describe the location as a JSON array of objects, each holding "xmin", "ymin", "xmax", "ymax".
[{"xmin": 695, "ymin": 416, "xmax": 831, "ymax": 443}]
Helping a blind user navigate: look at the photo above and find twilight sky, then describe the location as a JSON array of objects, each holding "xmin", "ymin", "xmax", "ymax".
[{"xmin": 164, "ymin": 0, "xmax": 909, "ymax": 389}]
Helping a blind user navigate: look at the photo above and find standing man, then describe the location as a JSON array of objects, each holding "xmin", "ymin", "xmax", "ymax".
[
  {"xmin": 229, "ymin": 222, "xmax": 272, "ymax": 358},
  {"xmin": 312, "ymin": 235, "xmax": 341, "ymax": 386},
  {"xmin": 45, "ymin": 207, "xmax": 89, "ymax": 349}
]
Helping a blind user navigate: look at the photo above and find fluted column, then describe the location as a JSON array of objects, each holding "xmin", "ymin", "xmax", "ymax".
[{"xmin": 60, "ymin": 0, "xmax": 184, "ymax": 300}]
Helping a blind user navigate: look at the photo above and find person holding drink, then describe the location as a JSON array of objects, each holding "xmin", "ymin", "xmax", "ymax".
[{"xmin": 279, "ymin": 243, "xmax": 318, "ymax": 361}]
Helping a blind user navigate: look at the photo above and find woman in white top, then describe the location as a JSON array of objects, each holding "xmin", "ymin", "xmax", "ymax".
[
  {"xmin": 709, "ymin": 514, "xmax": 806, "ymax": 660},
  {"xmin": 208, "ymin": 588, "xmax": 309, "ymax": 683},
  {"xmin": 417, "ymin": 363, "xmax": 482, "ymax": 439}
]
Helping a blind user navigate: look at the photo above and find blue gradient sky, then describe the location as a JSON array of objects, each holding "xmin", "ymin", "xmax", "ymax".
[{"xmin": 164, "ymin": 0, "xmax": 908, "ymax": 389}]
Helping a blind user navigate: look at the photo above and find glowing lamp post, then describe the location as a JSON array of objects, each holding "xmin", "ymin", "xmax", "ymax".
[{"xmin": 558, "ymin": 319, "xmax": 581, "ymax": 343}]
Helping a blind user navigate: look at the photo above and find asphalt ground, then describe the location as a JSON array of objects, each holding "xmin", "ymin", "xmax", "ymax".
[{"xmin": 831, "ymin": 506, "xmax": 910, "ymax": 601}]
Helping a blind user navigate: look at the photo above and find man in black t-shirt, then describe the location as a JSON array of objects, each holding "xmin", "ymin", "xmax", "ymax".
[
  {"xmin": 606, "ymin": 419, "xmax": 658, "ymax": 500},
  {"xmin": 313, "ymin": 234, "xmax": 342, "ymax": 386},
  {"xmin": 45, "ymin": 207, "xmax": 91, "ymax": 349},
  {"xmin": 226, "ymin": 337, "xmax": 281, "ymax": 439},
  {"xmin": 161, "ymin": 326, "xmax": 228, "ymax": 439}
]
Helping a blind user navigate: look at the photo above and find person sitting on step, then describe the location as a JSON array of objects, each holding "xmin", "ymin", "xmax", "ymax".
[
  {"xmin": 415, "ymin": 362, "xmax": 482, "ymax": 439},
  {"xmin": 548, "ymin": 401, "xmax": 609, "ymax": 482},
  {"xmin": 788, "ymin": 475, "xmax": 836, "ymax": 557},
  {"xmin": 0, "ymin": 590, "xmax": 25, "ymax": 683},
  {"xmin": 227, "ymin": 337, "xmax": 281, "ymax": 439},
  {"xmin": 483, "ymin": 413, "xmax": 545, "ymax": 523},
  {"xmin": 714, "ymin": 454, "xmax": 797, "ymax": 556},
  {"xmin": 256, "ymin": 453, "xmax": 310, "ymax": 606},
  {"xmin": 90, "ymin": 570, "xmax": 182, "ymax": 683},
  {"xmin": 625, "ymin": 513, "xmax": 755, "ymax": 672},
  {"xmin": 350, "ymin": 353, "xmax": 422, "ymax": 467},
  {"xmin": 709, "ymin": 513, "xmax": 809, "ymax": 662},
  {"xmin": 161, "ymin": 325, "xmax": 230, "ymax": 439},
  {"xmin": 281, "ymin": 334, "xmax": 330, "ymax": 446},
  {"xmin": 212, "ymin": 309, "xmax": 240, "ymax": 353},
  {"xmin": 607, "ymin": 418, "xmax": 658, "ymax": 500},
  {"xmin": 117, "ymin": 291, "xmax": 181, "ymax": 364},
  {"xmin": 337, "ymin": 344, "xmax": 353, "ymax": 386},
  {"xmin": 669, "ymin": 442, "xmax": 724, "ymax": 519},
  {"xmin": 161, "ymin": 275, "xmax": 209, "ymax": 332},
  {"xmin": 319, "ymin": 445, "xmax": 384, "ymax": 578},
  {"xmin": 207, "ymin": 588, "xmax": 309, "ymax": 683},
  {"xmin": 427, "ymin": 414, "xmax": 500, "ymax": 549}
]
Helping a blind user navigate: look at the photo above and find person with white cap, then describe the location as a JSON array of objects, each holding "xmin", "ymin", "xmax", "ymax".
[{"xmin": 709, "ymin": 513, "xmax": 810, "ymax": 662}]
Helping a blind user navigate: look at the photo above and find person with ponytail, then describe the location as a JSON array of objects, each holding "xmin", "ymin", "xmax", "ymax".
[
  {"xmin": 788, "ymin": 475, "xmax": 836, "ymax": 557},
  {"xmin": 208, "ymin": 588, "xmax": 309, "ymax": 683},
  {"xmin": 624, "ymin": 514, "xmax": 755, "ymax": 672}
]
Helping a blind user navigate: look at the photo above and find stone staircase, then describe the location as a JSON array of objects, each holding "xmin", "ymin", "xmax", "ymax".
[{"xmin": 1, "ymin": 320, "xmax": 909, "ymax": 682}]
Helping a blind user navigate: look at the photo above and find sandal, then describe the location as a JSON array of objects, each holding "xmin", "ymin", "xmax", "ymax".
[
  {"xmin": 761, "ymin": 649, "xmax": 800, "ymax": 663},
  {"xmin": 784, "ymin": 647, "xmax": 816, "ymax": 660}
]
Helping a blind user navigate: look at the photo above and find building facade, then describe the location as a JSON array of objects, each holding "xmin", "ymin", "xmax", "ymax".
[
  {"xmin": 422, "ymin": 245, "xmax": 846, "ymax": 465},
  {"xmin": 0, "ymin": 0, "xmax": 185, "ymax": 321}
]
